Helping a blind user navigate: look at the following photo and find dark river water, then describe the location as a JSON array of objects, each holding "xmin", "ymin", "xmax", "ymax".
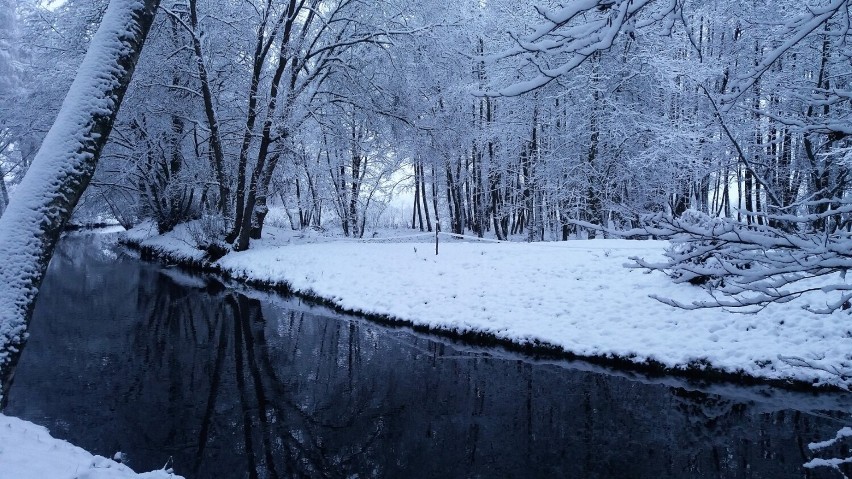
[{"xmin": 4, "ymin": 233, "xmax": 852, "ymax": 478}]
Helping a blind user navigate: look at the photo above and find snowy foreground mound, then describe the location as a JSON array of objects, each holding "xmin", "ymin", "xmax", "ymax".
[
  {"xmin": 126, "ymin": 222, "xmax": 852, "ymax": 389},
  {"xmin": 0, "ymin": 414, "xmax": 182, "ymax": 479}
]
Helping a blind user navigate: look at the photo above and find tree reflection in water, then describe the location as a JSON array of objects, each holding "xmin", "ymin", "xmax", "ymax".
[{"xmin": 5, "ymin": 234, "xmax": 852, "ymax": 479}]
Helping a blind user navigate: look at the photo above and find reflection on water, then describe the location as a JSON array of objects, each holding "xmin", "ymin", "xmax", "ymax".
[{"xmin": 5, "ymin": 234, "xmax": 852, "ymax": 478}]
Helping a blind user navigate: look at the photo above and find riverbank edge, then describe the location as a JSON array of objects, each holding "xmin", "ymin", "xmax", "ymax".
[{"xmin": 119, "ymin": 236, "xmax": 845, "ymax": 393}]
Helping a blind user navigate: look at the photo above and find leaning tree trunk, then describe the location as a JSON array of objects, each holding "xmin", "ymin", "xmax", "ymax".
[{"xmin": 0, "ymin": 0, "xmax": 159, "ymax": 404}]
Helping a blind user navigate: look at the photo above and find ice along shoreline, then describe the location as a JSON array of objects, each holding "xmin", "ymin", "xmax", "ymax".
[{"xmin": 119, "ymin": 222, "xmax": 852, "ymax": 393}]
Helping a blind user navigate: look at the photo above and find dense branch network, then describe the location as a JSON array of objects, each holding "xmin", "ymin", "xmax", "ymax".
[{"xmin": 630, "ymin": 209, "xmax": 852, "ymax": 313}]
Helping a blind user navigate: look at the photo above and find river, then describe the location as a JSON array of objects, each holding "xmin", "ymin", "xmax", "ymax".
[{"xmin": 4, "ymin": 232, "xmax": 851, "ymax": 478}]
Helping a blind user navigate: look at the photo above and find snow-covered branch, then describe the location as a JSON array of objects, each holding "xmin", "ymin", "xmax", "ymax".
[{"xmin": 631, "ymin": 210, "xmax": 852, "ymax": 313}]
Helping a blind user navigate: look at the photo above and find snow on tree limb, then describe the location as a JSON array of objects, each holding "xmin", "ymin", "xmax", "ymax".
[
  {"xmin": 0, "ymin": 0, "xmax": 159, "ymax": 403},
  {"xmin": 490, "ymin": 0, "xmax": 671, "ymax": 96},
  {"xmin": 720, "ymin": 0, "xmax": 849, "ymax": 109},
  {"xmin": 630, "ymin": 210, "xmax": 852, "ymax": 313},
  {"xmin": 493, "ymin": 0, "xmax": 848, "ymax": 105}
]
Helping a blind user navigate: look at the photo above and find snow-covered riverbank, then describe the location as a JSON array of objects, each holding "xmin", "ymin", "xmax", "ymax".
[
  {"xmin": 124, "ymin": 221, "xmax": 852, "ymax": 390},
  {"xmin": 0, "ymin": 414, "xmax": 181, "ymax": 478}
]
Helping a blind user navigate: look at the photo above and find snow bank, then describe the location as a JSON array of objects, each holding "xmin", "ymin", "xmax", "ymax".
[
  {"xmin": 0, "ymin": 414, "xmax": 182, "ymax": 479},
  {"xmin": 124, "ymin": 223, "xmax": 852, "ymax": 389}
]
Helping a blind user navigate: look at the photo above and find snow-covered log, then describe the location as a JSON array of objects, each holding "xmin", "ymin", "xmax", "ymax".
[{"xmin": 0, "ymin": 0, "xmax": 159, "ymax": 403}]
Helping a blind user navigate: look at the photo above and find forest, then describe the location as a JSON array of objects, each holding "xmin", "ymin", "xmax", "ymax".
[
  {"xmin": 2, "ymin": 1, "xmax": 852, "ymax": 476},
  {"xmin": 0, "ymin": 0, "xmax": 849, "ymax": 373},
  {"xmin": 1, "ymin": 0, "xmax": 848, "ymax": 245}
]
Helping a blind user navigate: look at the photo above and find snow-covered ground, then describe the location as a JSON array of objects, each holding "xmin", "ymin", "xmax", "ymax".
[
  {"xmin": 123, "ymin": 221, "xmax": 852, "ymax": 390},
  {"xmin": 0, "ymin": 414, "xmax": 182, "ymax": 479}
]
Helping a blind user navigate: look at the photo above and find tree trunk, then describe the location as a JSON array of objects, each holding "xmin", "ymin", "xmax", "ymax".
[
  {"xmin": 491, "ymin": 174, "xmax": 505, "ymax": 240},
  {"xmin": 446, "ymin": 159, "xmax": 464, "ymax": 234},
  {"xmin": 349, "ymin": 153, "xmax": 364, "ymax": 238},
  {"xmin": 419, "ymin": 163, "xmax": 432, "ymax": 232},
  {"xmin": 234, "ymin": 9, "xmax": 300, "ymax": 251},
  {"xmin": 0, "ymin": 164, "xmax": 8, "ymax": 217},
  {"xmin": 471, "ymin": 147, "xmax": 484, "ymax": 237},
  {"xmin": 226, "ymin": 0, "xmax": 279, "ymax": 243},
  {"xmin": 0, "ymin": 0, "xmax": 160, "ymax": 403},
  {"xmin": 431, "ymin": 161, "xmax": 440, "ymax": 232},
  {"xmin": 412, "ymin": 161, "xmax": 421, "ymax": 230},
  {"xmin": 189, "ymin": 0, "xmax": 229, "ymax": 214},
  {"xmin": 744, "ymin": 167, "xmax": 754, "ymax": 225}
]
